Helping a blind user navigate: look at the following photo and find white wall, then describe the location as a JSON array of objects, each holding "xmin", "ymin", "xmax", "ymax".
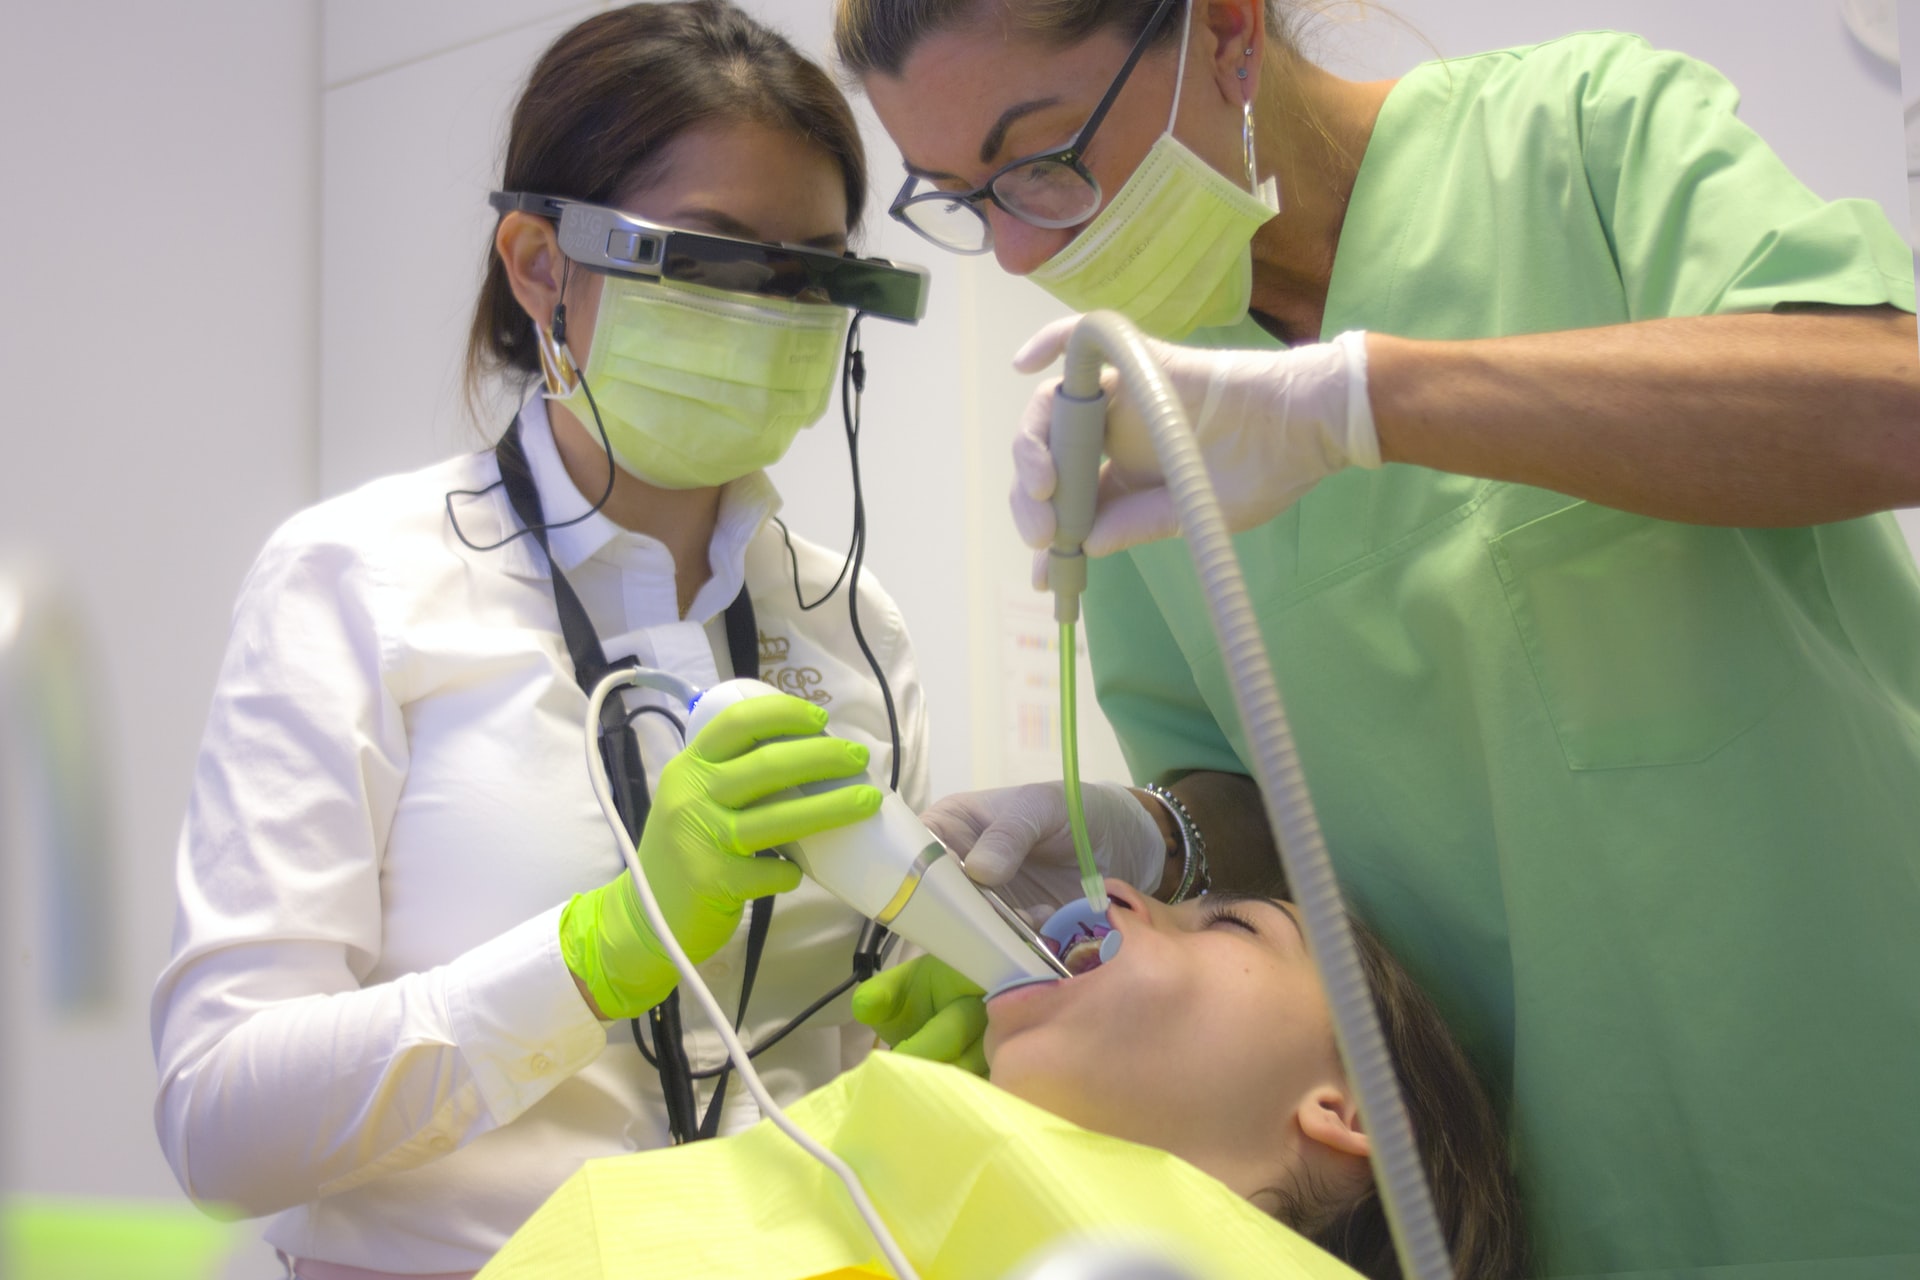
[{"xmin": 0, "ymin": 0, "xmax": 320, "ymax": 1208}]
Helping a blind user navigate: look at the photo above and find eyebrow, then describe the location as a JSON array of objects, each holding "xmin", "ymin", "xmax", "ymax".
[
  {"xmin": 979, "ymin": 97, "xmax": 1062, "ymax": 165},
  {"xmin": 670, "ymin": 206, "xmax": 848, "ymax": 251},
  {"xmin": 900, "ymin": 95, "xmax": 1066, "ymax": 183}
]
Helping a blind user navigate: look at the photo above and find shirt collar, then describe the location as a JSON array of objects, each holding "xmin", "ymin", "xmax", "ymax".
[
  {"xmin": 508, "ymin": 392, "xmax": 782, "ymax": 622},
  {"xmin": 518, "ymin": 393, "xmax": 621, "ymax": 573}
]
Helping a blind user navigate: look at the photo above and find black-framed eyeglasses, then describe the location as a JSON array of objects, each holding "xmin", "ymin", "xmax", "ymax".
[{"xmin": 888, "ymin": 0, "xmax": 1182, "ymax": 255}]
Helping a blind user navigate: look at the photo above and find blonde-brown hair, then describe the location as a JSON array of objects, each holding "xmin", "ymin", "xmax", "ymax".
[
  {"xmin": 1306, "ymin": 914, "xmax": 1530, "ymax": 1279},
  {"xmin": 834, "ymin": 0, "xmax": 1300, "ymax": 79}
]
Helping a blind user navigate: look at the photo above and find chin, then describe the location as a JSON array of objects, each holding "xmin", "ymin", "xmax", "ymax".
[{"xmin": 983, "ymin": 1035, "xmax": 1121, "ymax": 1134}]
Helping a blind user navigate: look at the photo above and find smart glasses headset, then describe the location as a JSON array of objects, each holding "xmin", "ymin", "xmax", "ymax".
[{"xmin": 488, "ymin": 191, "xmax": 931, "ymax": 324}]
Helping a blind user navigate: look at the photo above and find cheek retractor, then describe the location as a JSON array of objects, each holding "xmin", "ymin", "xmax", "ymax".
[{"xmin": 1040, "ymin": 898, "xmax": 1123, "ymax": 975}]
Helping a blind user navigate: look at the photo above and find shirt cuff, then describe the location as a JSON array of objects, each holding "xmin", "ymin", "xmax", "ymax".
[{"xmin": 446, "ymin": 904, "xmax": 609, "ymax": 1126}]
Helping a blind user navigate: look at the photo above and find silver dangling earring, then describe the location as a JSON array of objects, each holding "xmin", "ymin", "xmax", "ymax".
[
  {"xmin": 1242, "ymin": 99, "xmax": 1258, "ymax": 188},
  {"xmin": 1240, "ymin": 50, "xmax": 1281, "ymax": 211},
  {"xmin": 1238, "ymin": 45, "xmax": 1257, "ymax": 185}
]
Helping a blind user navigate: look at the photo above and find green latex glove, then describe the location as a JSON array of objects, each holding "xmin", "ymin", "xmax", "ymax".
[
  {"xmin": 852, "ymin": 955, "xmax": 989, "ymax": 1077},
  {"xmin": 561, "ymin": 693, "xmax": 882, "ymax": 1020}
]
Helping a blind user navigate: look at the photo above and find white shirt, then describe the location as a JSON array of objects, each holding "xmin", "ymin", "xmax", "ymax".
[{"xmin": 151, "ymin": 398, "xmax": 928, "ymax": 1273}]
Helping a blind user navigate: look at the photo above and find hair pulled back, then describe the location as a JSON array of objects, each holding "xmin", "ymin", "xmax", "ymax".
[
  {"xmin": 1295, "ymin": 917, "xmax": 1530, "ymax": 1279},
  {"xmin": 467, "ymin": 0, "xmax": 868, "ymax": 399},
  {"xmin": 834, "ymin": 0, "xmax": 1292, "ymax": 79}
]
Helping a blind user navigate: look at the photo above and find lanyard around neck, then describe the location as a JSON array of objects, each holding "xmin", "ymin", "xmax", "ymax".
[{"xmin": 494, "ymin": 415, "xmax": 768, "ymax": 1142}]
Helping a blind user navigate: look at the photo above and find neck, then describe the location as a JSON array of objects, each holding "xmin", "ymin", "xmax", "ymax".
[
  {"xmin": 1247, "ymin": 54, "xmax": 1396, "ymax": 344},
  {"xmin": 546, "ymin": 400, "xmax": 722, "ymax": 618}
]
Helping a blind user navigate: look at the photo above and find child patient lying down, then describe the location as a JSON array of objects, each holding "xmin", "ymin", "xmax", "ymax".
[{"xmin": 478, "ymin": 881, "xmax": 1526, "ymax": 1279}]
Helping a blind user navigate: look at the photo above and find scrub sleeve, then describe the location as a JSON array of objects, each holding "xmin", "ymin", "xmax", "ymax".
[{"xmin": 1083, "ymin": 32, "xmax": 1920, "ymax": 1279}]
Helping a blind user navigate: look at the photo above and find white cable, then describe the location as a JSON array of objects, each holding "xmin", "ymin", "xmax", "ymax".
[
  {"xmin": 583, "ymin": 670, "xmax": 919, "ymax": 1280},
  {"xmin": 1055, "ymin": 313, "xmax": 1453, "ymax": 1280}
]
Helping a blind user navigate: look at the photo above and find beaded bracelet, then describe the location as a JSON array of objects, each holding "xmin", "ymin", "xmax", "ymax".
[{"xmin": 1144, "ymin": 783, "xmax": 1211, "ymax": 903}]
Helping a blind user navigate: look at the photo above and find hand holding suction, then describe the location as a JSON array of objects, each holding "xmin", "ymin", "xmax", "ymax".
[
  {"xmin": 1040, "ymin": 349, "xmax": 1108, "ymax": 625},
  {"xmin": 1010, "ymin": 317, "xmax": 1379, "ymax": 562},
  {"xmin": 560, "ymin": 694, "xmax": 881, "ymax": 1019},
  {"xmin": 852, "ymin": 955, "xmax": 988, "ymax": 1077},
  {"xmin": 922, "ymin": 781, "xmax": 1167, "ymax": 918}
]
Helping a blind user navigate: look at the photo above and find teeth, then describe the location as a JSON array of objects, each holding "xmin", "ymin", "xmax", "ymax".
[{"xmin": 1061, "ymin": 926, "xmax": 1114, "ymax": 975}]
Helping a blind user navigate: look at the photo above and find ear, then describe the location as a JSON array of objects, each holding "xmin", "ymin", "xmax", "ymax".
[
  {"xmin": 495, "ymin": 211, "xmax": 566, "ymax": 334},
  {"xmin": 1197, "ymin": 0, "xmax": 1267, "ymax": 104},
  {"xmin": 1296, "ymin": 1085, "xmax": 1372, "ymax": 1160}
]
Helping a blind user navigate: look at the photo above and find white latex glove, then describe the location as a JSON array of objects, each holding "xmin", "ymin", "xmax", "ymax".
[
  {"xmin": 922, "ymin": 780, "xmax": 1167, "ymax": 918},
  {"xmin": 1010, "ymin": 317, "xmax": 1380, "ymax": 567}
]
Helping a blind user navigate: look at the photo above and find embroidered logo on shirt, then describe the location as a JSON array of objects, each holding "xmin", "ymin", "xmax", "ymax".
[{"xmin": 760, "ymin": 630, "xmax": 830, "ymax": 705}]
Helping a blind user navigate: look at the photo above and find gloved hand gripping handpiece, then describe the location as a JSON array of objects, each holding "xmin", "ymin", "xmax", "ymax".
[
  {"xmin": 575, "ymin": 669, "xmax": 922, "ymax": 1279},
  {"xmin": 683, "ymin": 679, "xmax": 1070, "ymax": 1001},
  {"xmin": 559, "ymin": 691, "xmax": 879, "ymax": 1021},
  {"xmin": 1048, "ymin": 372, "xmax": 1114, "ymax": 914}
]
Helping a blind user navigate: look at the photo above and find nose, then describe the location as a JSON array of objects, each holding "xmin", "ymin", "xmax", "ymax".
[
  {"xmin": 1103, "ymin": 880, "xmax": 1170, "ymax": 936},
  {"xmin": 987, "ymin": 205, "xmax": 1070, "ymax": 276}
]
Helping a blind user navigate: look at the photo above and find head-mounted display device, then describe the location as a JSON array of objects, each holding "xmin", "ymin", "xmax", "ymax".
[{"xmin": 490, "ymin": 191, "xmax": 930, "ymax": 324}]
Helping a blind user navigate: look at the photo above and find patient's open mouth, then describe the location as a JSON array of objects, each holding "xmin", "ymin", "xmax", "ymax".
[
  {"xmin": 1046, "ymin": 922, "xmax": 1116, "ymax": 976},
  {"xmin": 1037, "ymin": 897, "xmax": 1123, "ymax": 976}
]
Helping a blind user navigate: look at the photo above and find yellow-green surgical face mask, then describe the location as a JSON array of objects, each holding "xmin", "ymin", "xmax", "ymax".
[
  {"xmin": 1027, "ymin": 6, "xmax": 1279, "ymax": 341},
  {"xmin": 554, "ymin": 275, "xmax": 850, "ymax": 490}
]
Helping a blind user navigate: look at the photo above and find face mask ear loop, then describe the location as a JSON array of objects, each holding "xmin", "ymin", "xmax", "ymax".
[{"xmin": 1166, "ymin": 0, "xmax": 1194, "ymax": 134}]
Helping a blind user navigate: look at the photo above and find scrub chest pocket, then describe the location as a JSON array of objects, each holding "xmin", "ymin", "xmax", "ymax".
[{"xmin": 1490, "ymin": 501, "xmax": 1794, "ymax": 771}]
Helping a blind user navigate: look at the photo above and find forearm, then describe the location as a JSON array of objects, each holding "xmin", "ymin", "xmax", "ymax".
[
  {"xmin": 1367, "ymin": 308, "xmax": 1920, "ymax": 526},
  {"xmin": 1136, "ymin": 770, "xmax": 1285, "ymax": 898},
  {"xmin": 154, "ymin": 913, "xmax": 603, "ymax": 1215}
]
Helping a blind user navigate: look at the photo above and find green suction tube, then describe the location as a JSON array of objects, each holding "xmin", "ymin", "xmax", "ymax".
[
  {"xmin": 1047, "ymin": 370, "xmax": 1113, "ymax": 916},
  {"xmin": 1058, "ymin": 620, "xmax": 1105, "ymax": 912}
]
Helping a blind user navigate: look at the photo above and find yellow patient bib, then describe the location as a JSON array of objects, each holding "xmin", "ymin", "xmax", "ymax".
[{"xmin": 479, "ymin": 1053, "xmax": 1360, "ymax": 1279}]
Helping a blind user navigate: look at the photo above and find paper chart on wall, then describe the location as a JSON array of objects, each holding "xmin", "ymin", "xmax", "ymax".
[{"xmin": 997, "ymin": 588, "xmax": 1133, "ymax": 788}]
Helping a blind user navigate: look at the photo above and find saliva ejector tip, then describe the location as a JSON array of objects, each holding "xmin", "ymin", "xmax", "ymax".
[{"xmin": 1080, "ymin": 873, "xmax": 1110, "ymax": 914}]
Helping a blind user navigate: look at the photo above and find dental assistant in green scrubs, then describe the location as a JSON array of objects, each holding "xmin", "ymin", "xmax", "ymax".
[{"xmin": 838, "ymin": 1, "xmax": 1920, "ymax": 1276}]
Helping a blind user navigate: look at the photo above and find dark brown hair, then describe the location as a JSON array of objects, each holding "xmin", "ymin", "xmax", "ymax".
[
  {"xmin": 1293, "ymin": 914, "xmax": 1530, "ymax": 1280},
  {"xmin": 466, "ymin": 1, "xmax": 869, "ymax": 402},
  {"xmin": 834, "ymin": 0, "xmax": 1296, "ymax": 79}
]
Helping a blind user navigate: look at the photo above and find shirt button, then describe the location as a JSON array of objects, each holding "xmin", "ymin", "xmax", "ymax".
[
  {"xmin": 428, "ymin": 1135, "xmax": 453, "ymax": 1153},
  {"xmin": 530, "ymin": 1053, "xmax": 553, "ymax": 1074}
]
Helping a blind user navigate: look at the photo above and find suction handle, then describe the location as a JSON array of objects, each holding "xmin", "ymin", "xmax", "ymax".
[{"xmin": 1048, "ymin": 384, "xmax": 1107, "ymax": 624}]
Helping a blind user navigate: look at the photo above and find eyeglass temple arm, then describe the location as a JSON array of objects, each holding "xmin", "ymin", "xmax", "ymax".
[{"xmin": 1068, "ymin": 0, "xmax": 1184, "ymax": 157}]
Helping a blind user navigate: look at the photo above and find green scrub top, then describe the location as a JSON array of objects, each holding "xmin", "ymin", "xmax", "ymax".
[{"xmin": 1084, "ymin": 32, "xmax": 1920, "ymax": 1279}]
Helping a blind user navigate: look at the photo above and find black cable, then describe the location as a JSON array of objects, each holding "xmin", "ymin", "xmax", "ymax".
[
  {"xmin": 629, "ymin": 1016, "xmax": 661, "ymax": 1069},
  {"xmin": 838, "ymin": 322, "xmax": 902, "ymax": 794},
  {"xmin": 624, "ymin": 702, "xmax": 687, "ymax": 737},
  {"xmin": 446, "ymin": 263, "xmax": 621, "ymax": 553},
  {"xmin": 685, "ymin": 970, "xmax": 862, "ymax": 1080},
  {"xmin": 770, "ymin": 315, "xmax": 903, "ymax": 794}
]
